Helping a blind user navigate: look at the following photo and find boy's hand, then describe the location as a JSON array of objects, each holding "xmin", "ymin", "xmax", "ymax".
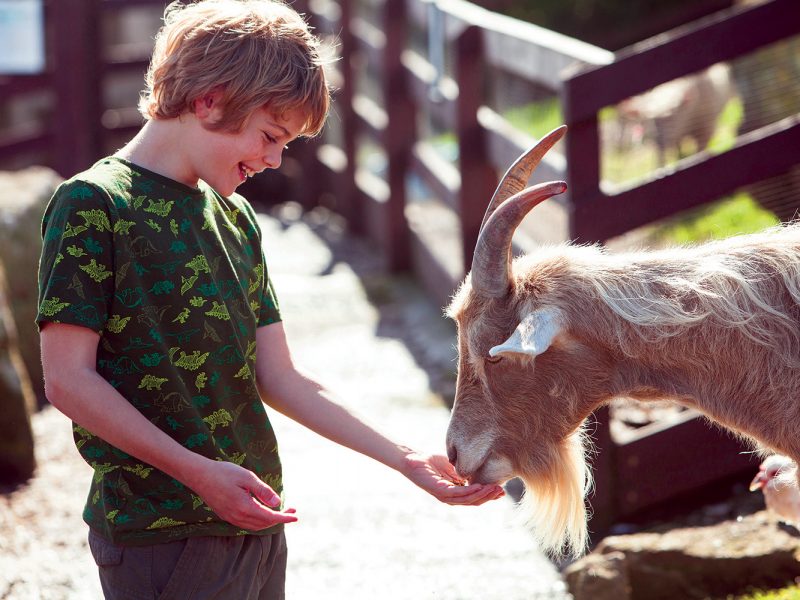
[
  {"xmin": 188, "ymin": 459, "xmax": 298, "ymax": 531},
  {"xmin": 401, "ymin": 451, "xmax": 505, "ymax": 506}
]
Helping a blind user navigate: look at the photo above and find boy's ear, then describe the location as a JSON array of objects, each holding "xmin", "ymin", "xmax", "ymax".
[{"xmin": 193, "ymin": 89, "xmax": 224, "ymax": 123}]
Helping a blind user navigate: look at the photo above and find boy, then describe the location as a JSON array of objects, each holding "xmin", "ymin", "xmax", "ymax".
[{"xmin": 37, "ymin": 1, "xmax": 503, "ymax": 598}]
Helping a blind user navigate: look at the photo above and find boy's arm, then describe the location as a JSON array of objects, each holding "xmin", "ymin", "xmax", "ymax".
[
  {"xmin": 40, "ymin": 322, "xmax": 298, "ymax": 530},
  {"xmin": 254, "ymin": 322, "xmax": 504, "ymax": 506}
]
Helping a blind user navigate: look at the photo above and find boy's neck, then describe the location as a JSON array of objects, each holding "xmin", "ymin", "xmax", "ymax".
[{"xmin": 115, "ymin": 118, "xmax": 200, "ymax": 189}]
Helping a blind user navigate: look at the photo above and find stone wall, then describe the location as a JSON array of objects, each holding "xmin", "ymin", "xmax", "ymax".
[
  {"xmin": 0, "ymin": 166, "xmax": 62, "ymax": 401},
  {"xmin": 565, "ymin": 512, "xmax": 800, "ymax": 599},
  {"xmin": 0, "ymin": 262, "xmax": 36, "ymax": 483},
  {"xmin": 0, "ymin": 167, "xmax": 61, "ymax": 484}
]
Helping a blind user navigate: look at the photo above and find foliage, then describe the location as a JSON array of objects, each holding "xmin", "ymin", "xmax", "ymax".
[
  {"xmin": 502, "ymin": 98, "xmax": 563, "ymax": 141},
  {"xmin": 648, "ymin": 193, "xmax": 779, "ymax": 246},
  {"xmin": 731, "ymin": 585, "xmax": 800, "ymax": 600}
]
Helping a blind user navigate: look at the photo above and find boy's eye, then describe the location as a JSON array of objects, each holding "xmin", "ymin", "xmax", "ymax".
[{"xmin": 263, "ymin": 132, "xmax": 278, "ymax": 144}]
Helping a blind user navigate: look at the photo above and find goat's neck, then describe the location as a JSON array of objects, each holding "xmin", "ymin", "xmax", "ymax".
[{"xmin": 609, "ymin": 361, "xmax": 699, "ymax": 407}]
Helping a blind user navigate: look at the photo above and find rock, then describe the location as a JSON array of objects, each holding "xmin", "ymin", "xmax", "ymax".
[
  {"xmin": 0, "ymin": 167, "xmax": 62, "ymax": 402},
  {"xmin": 0, "ymin": 262, "xmax": 36, "ymax": 484},
  {"xmin": 563, "ymin": 551, "xmax": 631, "ymax": 600},
  {"xmin": 566, "ymin": 512, "xmax": 800, "ymax": 600}
]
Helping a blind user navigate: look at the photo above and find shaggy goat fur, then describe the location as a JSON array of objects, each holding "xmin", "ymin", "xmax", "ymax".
[{"xmin": 446, "ymin": 223, "xmax": 800, "ymax": 557}]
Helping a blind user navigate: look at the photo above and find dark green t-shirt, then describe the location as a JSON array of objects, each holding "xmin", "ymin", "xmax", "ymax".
[{"xmin": 37, "ymin": 157, "xmax": 284, "ymax": 546}]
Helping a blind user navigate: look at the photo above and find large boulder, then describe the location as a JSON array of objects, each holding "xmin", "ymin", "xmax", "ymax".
[
  {"xmin": 565, "ymin": 512, "xmax": 800, "ymax": 600},
  {"xmin": 0, "ymin": 262, "xmax": 36, "ymax": 484},
  {"xmin": 0, "ymin": 167, "xmax": 62, "ymax": 402}
]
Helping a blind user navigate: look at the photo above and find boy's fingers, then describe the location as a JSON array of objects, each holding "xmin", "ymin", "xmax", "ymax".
[
  {"xmin": 248, "ymin": 477, "xmax": 282, "ymax": 508},
  {"xmin": 442, "ymin": 483, "xmax": 504, "ymax": 505},
  {"xmin": 245, "ymin": 497, "xmax": 299, "ymax": 527}
]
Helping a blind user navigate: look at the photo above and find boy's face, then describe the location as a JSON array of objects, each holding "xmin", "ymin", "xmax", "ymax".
[{"xmin": 191, "ymin": 96, "xmax": 307, "ymax": 197}]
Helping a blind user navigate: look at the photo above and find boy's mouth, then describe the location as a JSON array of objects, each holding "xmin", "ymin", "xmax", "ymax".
[{"xmin": 238, "ymin": 163, "xmax": 255, "ymax": 180}]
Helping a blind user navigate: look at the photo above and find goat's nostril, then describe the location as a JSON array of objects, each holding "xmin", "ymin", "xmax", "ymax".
[{"xmin": 447, "ymin": 444, "xmax": 458, "ymax": 467}]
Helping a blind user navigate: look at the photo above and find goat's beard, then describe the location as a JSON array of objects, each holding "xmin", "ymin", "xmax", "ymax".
[{"xmin": 515, "ymin": 428, "xmax": 592, "ymax": 559}]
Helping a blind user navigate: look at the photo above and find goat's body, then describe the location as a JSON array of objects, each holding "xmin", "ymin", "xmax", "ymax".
[
  {"xmin": 446, "ymin": 125, "xmax": 800, "ymax": 557},
  {"xmin": 513, "ymin": 224, "xmax": 800, "ymax": 459}
]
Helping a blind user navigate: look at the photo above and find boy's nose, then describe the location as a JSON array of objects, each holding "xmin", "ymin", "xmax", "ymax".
[{"xmin": 263, "ymin": 147, "xmax": 283, "ymax": 170}]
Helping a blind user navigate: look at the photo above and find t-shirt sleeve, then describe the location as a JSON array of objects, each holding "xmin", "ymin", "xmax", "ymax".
[
  {"xmin": 237, "ymin": 198, "xmax": 281, "ymax": 328},
  {"xmin": 37, "ymin": 181, "xmax": 116, "ymax": 333},
  {"xmin": 258, "ymin": 260, "xmax": 281, "ymax": 327},
  {"xmin": 255, "ymin": 228, "xmax": 281, "ymax": 328}
]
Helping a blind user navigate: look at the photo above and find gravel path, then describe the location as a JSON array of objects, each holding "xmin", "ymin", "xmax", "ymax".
[{"xmin": 0, "ymin": 207, "xmax": 569, "ymax": 599}]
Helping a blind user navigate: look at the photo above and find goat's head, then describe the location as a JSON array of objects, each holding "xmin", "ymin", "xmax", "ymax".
[{"xmin": 445, "ymin": 126, "xmax": 600, "ymax": 557}]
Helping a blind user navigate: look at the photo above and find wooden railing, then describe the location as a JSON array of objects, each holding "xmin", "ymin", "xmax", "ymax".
[
  {"xmin": 0, "ymin": 0, "xmax": 164, "ymax": 176},
  {"xmin": 563, "ymin": 0, "xmax": 800, "ymax": 242}
]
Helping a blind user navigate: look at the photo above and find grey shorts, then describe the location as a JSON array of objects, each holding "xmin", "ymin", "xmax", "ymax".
[{"xmin": 88, "ymin": 529, "xmax": 287, "ymax": 600}]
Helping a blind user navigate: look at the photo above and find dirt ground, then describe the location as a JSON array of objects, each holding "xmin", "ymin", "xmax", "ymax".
[{"xmin": 0, "ymin": 405, "xmax": 101, "ymax": 599}]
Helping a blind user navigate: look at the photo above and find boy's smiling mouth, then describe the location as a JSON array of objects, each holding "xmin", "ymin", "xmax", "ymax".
[{"xmin": 238, "ymin": 163, "xmax": 256, "ymax": 180}]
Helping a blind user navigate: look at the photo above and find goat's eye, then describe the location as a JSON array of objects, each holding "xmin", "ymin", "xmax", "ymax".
[{"xmin": 486, "ymin": 355, "xmax": 502, "ymax": 364}]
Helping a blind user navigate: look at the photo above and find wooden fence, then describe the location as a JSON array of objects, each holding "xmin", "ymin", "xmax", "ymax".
[
  {"xmin": 2, "ymin": 0, "xmax": 799, "ymax": 542},
  {"xmin": 0, "ymin": 0, "xmax": 163, "ymax": 176}
]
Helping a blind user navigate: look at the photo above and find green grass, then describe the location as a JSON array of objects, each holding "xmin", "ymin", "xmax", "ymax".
[
  {"xmin": 502, "ymin": 97, "xmax": 563, "ymax": 140},
  {"xmin": 648, "ymin": 192, "xmax": 779, "ymax": 246},
  {"xmin": 707, "ymin": 96, "xmax": 744, "ymax": 155},
  {"xmin": 731, "ymin": 585, "xmax": 800, "ymax": 600}
]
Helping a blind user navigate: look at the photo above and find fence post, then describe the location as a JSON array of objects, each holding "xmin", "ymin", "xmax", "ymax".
[
  {"xmin": 334, "ymin": 0, "xmax": 363, "ymax": 234},
  {"xmin": 560, "ymin": 73, "xmax": 601, "ymax": 244},
  {"xmin": 288, "ymin": 0, "xmax": 323, "ymax": 212},
  {"xmin": 456, "ymin": 26, "xmax": 496, "ymax": 276},
  {"xmin": 51, "ymin": 0, "xmax": 102, "ymax": 177},
  {"xmin": 562, "ymin": 75, "xmax": 616, "ymax": 543},
  {"xmin": 381, "ymin": 0, "xmax": 414, "ymax": 272},
  {"xmin": 586, "ymin": 405, "xmax": 617, "ymax": 545}
]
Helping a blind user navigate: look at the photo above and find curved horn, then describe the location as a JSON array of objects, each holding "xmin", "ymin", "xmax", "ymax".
[
  {"xmin": 471, "ymin": 181, "xmax": 567, "ymax": 298},
  {"xmin": 478, "ymin": 125, "xmax": 568, "ymax": 235}
]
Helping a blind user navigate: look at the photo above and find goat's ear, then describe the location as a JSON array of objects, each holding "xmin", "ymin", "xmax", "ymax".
[{"xmin": 489, "ymin": 308, "xmax": 561, "ymax": 358}]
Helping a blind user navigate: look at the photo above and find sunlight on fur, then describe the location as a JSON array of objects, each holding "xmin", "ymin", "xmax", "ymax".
[{"xmin": 515, "ymin": 429, "xmax": 592, "ymax": 559}]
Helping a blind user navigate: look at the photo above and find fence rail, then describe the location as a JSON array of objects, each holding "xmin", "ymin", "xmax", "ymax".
[{"xmin": 563, "ymin": 0, "xmax": 800, "ymax": 242}]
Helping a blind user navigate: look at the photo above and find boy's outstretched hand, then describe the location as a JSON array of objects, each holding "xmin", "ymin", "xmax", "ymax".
[
  {"xmin": 188, "ymin": 459, "xmax": 298, "ymax": 531},
  {"xmin": 401, "ymin": 451, "xmax": 505, "ymax": 506}
]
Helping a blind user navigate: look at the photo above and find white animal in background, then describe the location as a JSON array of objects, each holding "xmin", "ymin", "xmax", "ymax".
[
  {"xmin": 445, "ymin": 125, "xmax": 800, "ymax": 558},
  {"xmin": 615, "ymin": 63, "xmax": 734, "ymax": 165},
  {"xmin": 750, "ymin": 454, "xmax": 800, "ymax": 526}
]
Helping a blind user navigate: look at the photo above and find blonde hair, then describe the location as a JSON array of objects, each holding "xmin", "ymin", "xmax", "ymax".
[{"xmin": 139, "ymin": 0, "xmax": 329, "ymax": 135}]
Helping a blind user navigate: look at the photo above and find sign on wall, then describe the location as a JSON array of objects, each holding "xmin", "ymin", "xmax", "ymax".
[{"xmin": 0, "ymin": 0, "xmax": 45, "ymax": 75}]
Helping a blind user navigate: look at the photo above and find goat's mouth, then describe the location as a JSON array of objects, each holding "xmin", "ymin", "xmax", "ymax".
[
  {"xmin": 462, "ymin": 453, "xmax": 515, "ymax": 486},
  {"xmin": 447, "ymin": 425, "xmax": 515, "ymax": 484}
]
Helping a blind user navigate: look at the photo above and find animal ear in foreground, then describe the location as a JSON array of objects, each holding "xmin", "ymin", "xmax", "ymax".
[{"xmin": 488, "ymin": 308, "xmax": 562, "ymax": 359}]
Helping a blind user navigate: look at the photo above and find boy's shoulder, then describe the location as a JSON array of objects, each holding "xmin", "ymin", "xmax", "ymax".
[
  {"xmin": 50, "ymin": 157, "xmax": 144, "ymax": 215},
  {"xmin": 60, "ymin": 156, "xmax": 134, "ymax": 194},
  {"xmin": 52, "ymin": 157, "xmax": 209, "ymax": 216}
]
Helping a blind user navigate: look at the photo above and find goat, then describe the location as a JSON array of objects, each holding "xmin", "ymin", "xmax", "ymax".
[
  {"xmin": 613, "ymin": 63, "xmax": 733, "ymax": 165},
  {"xmin": 445, "ymin": 125, "xmax": 800, "ymax": 558}
]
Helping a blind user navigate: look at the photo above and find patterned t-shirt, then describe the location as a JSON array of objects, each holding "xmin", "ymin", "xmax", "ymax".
[{"xmin": 37, "ymin": 157, "xmax": 284, "ymax": 546}]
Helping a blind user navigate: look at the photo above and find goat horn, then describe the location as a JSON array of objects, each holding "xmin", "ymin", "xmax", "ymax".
[
  {"xmin": 478, "ymin": 125, "xmax": 568, "ymax": 235},
  {"xmin": 471, "ymin": 181, "xmax": 567, "ymax": 298}
]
